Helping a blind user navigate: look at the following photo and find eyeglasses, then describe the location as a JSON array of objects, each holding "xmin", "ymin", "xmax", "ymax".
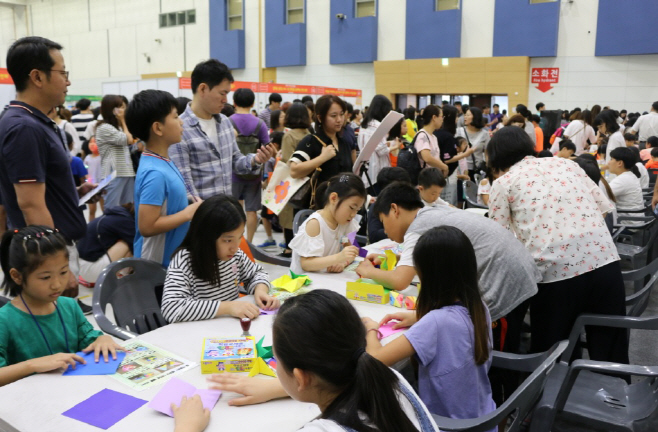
[{"xmin": 49, "ymin": 69, "xmax": 70, "ymax": 80}]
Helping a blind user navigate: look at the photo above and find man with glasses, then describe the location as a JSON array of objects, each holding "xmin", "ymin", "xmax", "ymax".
[{"xmin": 0, "ymin": 37, "xmax": 94, "ymax": 313}]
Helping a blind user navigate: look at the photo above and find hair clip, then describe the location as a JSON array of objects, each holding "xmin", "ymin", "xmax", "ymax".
[{"xmin": 339, "ymin": 174, "xmax": 350, "ymax": 183}]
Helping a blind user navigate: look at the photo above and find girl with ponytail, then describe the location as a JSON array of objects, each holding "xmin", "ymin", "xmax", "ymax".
[
  {"xmin": 608, "ymin": 147, "xmax": 646, "ymax": 222},
  {"xmin": 289, "ymin": 172, "xmax": 367, "ymax": 274},
  {"xmin": 361, "ymin": 226, "xmax": 496, "ymax": 430},
  {"xmin": 0, "ymin": 226, "xmax": 122, "ymax": 386},
  {"xmin": 209, "ymin": 289, "xmax": 439, "ymax": 432}
]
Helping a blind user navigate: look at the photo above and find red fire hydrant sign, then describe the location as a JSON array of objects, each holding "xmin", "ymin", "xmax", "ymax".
[{"xmin": 531, "ymin": 68, "xmax": 559, "ymax": 92}]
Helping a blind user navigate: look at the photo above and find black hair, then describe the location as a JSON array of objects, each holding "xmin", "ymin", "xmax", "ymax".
[
  {"xmin": 64, "ymin": 131, "xmax": 73, "ymax": 150},
  {"xmin": 301, "ymin": 95, "xmax": 314, "ymax": 104},
  {"xmin": 575, "ymin": 156, "xmax": 616, "ymax": 203},
  {"xmin": 413, "ymin": 226, "xmax": 490, "ymax": 365},
  {"xmin": 387, "ymin": 118, "xmax": 405, "ymax": 141},
  {"xmin": 652, "ymin": 101, "xmax": 658, "ymax": 112},
  {"xmin": 284, "ymin": 102, "xmax": 311, "ymax": 129},
  {"xmin": 191, "ymin": 59, "xmax": 234, "ymax": 94},
  {"xmin": 486, "ymin": 126, "xmax": 535, "ymax": 173},
  {"xmin": 581, "ymin": 109, "xmax": 593, "ymax": 126},
  {"xmin": 125, "ymin": 90, "xmax": 178, "ymax": 143},
  {"xmin": 651, "ymin": 147, "xmax": 658, "ymax": 158},
  {"xmin": 628, "ymin": 146, "xmax": 642, "ymax": 166},
  {"xmin": 404, "ymin": 107, "xmax": 416, "ymax": 120},
  {"xmin": 314, "ymin": 95, "xmax": 346, "ymax": 128},
  {"xmin": 623, "ymin": 133, "xmax": 636, "ymax": 142},
  {"xmin": 76, "ymin": 98, "xmax": 91, "ymax": 110},
  {"xmin": 221, "ymin": 103, "xmax": 235, "ymax": 117},
  {"xmin": 273, "ymin": 289, "xmax": 418, "ymax": 432},
  {"xmin": 350, "ymin": 109, "xmax": 361, "ymax": 122},
  {"xmin": 620, "ymin": 109, "xmax": 627, "ymax": 115},
  {"xmin": 270, "ymin": 109, "xmax": 284, "ymax": 131},
  {"xmin": 537, "ymin": 150, "xmax": 553, "ymax": 158},
  {"xmin": 176, "ymin": 195, "xmax": 246, "ymax": 285},
  {"xmin": 361, "ymin": 95, "xmax": 392, "ymax": 129},
  {"xmin": 345, "ymin": 102, "xmax": 354, "ymax": 115},
  {"xmin": 594, "ymin": 109, "xmax": 620, "ymax": 134},
  {"xmin": 531, "ymin": 114, "xmax": 541, "ymax": 124},
  {"xmin": 6, "ymin": 36, "xmax": 63, "ymax": 92},
  {"xmin": 315, "ymin": 173, "xmax": 366, "ymax": 210},
  {"xmin": 233, "ymin": 88, "xmax": 255, "ymax": 108},
  {"xmin": 647, "ymin": 136, "xmax": 658, "ymax": 149},
  {"xmin": 269, "ymin": 131, "xmax": 284, "ymax": 148},
  {"xmin": 97, "ymin": 94, "xmax": 124, "ymax": 130},
  {"xmin": 536, "ymin": 102, "xmax": 545, "ymax": 111},
  {"xmin": 440, "ymin": 105, "xmax": 457, "ymax": 135},
  {"xmin": 372, "ymin": 182, "xmax": 424, "ymax": 217},
  {"xmin": 418, "ymin": 167, "xmax": 446, "ymax": 188},
  {"xmin": 493, "ymin": 104, "xmax": 499, "ymax": 108},
  {"xmin": 376, "ymin": 167, "xmax": 411, "ymax": 190},
  {"xmin": 559, "ymin": 140, "xmax": 576, "ymax": 153},
  {"xmin": 610, "ymin": 147, "xmax": 641, "ymax": 178},
  {"xmin": 467, "ymin": 107, "xmax": 485, "ymax": 129},
  {"xmin": 577, "ymin": 153, "xmax": 597, "ymax": 163},
  {"xmin": 454, "ymin": 101, "xmax": 462, "ymax": 107},
  {"xmin": 175, "ymin": 97, "xmax": 190, "ymax": 115},
  {"xmin": 516, "ymin": 104, "xmax": 531, "ymax": 119},
  {"xmin": 421, "ymin": 104, "xmax": 441, "ymax": 127},
  {"xmin": 269, "ymin": 93, "xmax": 282, "ymax": 104},
  {"xmin": 1, "ymin": 226, "xmax": 69, "ymax": 296}
]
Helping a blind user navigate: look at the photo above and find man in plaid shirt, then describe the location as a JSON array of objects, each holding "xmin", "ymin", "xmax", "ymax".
[{"xmin": 170, "ymin": 59, "xmax": 275, "ymax": 200}]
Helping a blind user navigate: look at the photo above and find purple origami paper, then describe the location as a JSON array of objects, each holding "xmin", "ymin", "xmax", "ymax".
[
  {"xmin": 148, "ymin": 377, "xmax": 221, "ymax": 417},
  {"xmin": 259, "ymin": 308, "xmax": 278, "ymax": 315},
  {"xmin": 63, "ymin": 388, "xmax": 147, "ymax": 429}
]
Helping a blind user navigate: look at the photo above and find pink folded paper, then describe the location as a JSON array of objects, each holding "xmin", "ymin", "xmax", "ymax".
[
  {"xmin": 148, "ymin": 377, "xmax": 221, "ymax": 417},
  {"xmin": 379, "ymin": 321, "xmax": 407, "ymax": 339}
]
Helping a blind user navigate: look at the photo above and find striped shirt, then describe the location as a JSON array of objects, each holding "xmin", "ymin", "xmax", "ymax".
[
  {"xmin": 258, "ymin": 107, "xmax": 272, "ymax": 129},
  {"xmin": 71, "ymin": 113, "xmax": 94, "ymax": 142},
  {"xmin": 161, "ymin": 248, "xmax": 271, "ymax": 323},
  {"xmin": 96, "ymin": 123, "xmax": 135, "ymax": 178},
  {"xmin": 169, "ymin": 104, "xmax": 260, "ymax": 200}
]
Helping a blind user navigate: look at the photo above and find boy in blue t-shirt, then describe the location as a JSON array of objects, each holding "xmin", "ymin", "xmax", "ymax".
[{"xmin": 125, "ymin": 90, "xmax": 202, "ymax": 267}]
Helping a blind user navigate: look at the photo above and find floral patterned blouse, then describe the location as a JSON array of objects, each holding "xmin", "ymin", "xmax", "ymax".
[{"xmin": 489, "ymin": 156, "xmax": 619, "ymax": 283}]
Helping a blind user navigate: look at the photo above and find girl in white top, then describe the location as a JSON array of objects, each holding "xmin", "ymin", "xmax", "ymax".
[
  {"xmin": 477, "ymin": 178, "xmax": 491, "ymax": 207},
  {"xmin": 608, "ymin": 147, "xmax": 645, "ymax": 218},
  {"xmin": 357, "ymin": 96, "xmax": 399, "ymax": 189},
  {"xmin": 289, "ymin": 173, "xmax": 367, "ymax": 274},
  {"xmin": 207, "ymin": 289, "xmax": 440, "ymax": 432},
  {"xmin": 563, "ymin": 117, "xmax": 596, "ymax": 155},
  {"xmin": 596, "ymin": 110, "xmax": 625, "ymax": 168},
  {"xmin": 413, "ymin": 105, "xmax": 449, "ymax": 176}
]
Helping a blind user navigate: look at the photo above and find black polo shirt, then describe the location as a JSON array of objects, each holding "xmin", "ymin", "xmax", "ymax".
[
  {"xmin": 0, "ymin": 101, "xmax": 87, "ymax": 240},
  {"xmin": 291, "ymin": 128, "xmax": 353, "ymax": 184}
]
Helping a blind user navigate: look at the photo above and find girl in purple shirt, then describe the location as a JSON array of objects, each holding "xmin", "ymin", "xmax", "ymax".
[{"xmin": 363, "ymin": 226, "xmax": 496, "ymax": 429}]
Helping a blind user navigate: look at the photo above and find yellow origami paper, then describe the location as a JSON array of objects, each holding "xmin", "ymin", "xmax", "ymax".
[
  {"xmin": 381, "ymin": 250, "xmax": 397, "ymax": 271},
  {"xmin": 271, "ymin": 274, "xmax": 309, "ymax": 293},
  {"xmin": 248, "ymin": 357, "xmax": 277, "ymax": 378}
]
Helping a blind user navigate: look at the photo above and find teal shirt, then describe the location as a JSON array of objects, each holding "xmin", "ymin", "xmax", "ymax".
[{"xmin": 0, "ymin": 297, "xmax": 103, "ymax": 367}]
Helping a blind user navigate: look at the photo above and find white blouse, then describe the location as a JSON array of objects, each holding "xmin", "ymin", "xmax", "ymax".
[
  {"xmin": 609, "ymin": 171, "xmax": 645, "ymax": 213},
  {"xmin": 289, "ymin": 212, "xmax": 361, "ymax": 274},
  {"xmin": 563, "ymin": 120, "xmax": 596, "ymax": 155},
  {"xmin": 358, "ymin": 120, "xmax": 391, "ymax": 187},
  {"xmin": 605, "ymin": 131, "xmax": 625, "ymax": 164},
  {"xmin": 489, "ymin": 157, "xmax": 619, "ymax": 283}
]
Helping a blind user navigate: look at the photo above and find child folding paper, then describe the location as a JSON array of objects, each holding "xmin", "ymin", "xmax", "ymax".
[
  {"xmin": 148, "ymin": 378, "xmax": 221, "ymax": 417},
  {"xmin": 347, "ymin": 231, "xmax": 368, "ymax": 258},
  {"xmin": 271, "ymin": 271, "xmax": 312, "ymax": 293}
]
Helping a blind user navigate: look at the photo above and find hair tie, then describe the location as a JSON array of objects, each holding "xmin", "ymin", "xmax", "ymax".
[{"xmin": 352, "ymin": 347, "xmax": 366, "ymax": 363}]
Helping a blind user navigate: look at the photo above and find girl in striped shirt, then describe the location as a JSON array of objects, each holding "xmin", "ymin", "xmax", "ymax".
[{"xmin": 161, "ymin": 195, "xmax": 279, "ymax": 323}]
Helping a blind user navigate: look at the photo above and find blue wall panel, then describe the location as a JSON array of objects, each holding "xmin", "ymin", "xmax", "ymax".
[
  {"xmin": 596, "ymin": 0, "xmax": 658, "ymax": 56},
  {"xmin": 330, "ymin": 0, "xmax": 377, "ymax": 64},
  {"xmin": 405, "ymin": 0, "xmax": 461, "ymax": 59},
  {"xmin": 493, "ymin": 0, "xmax": 559, "ymax": 57},
  {"xmin": 265, "ymin": 0, "xmax": 306, "ymax": 67},
  {"xmin": 209, "ymin": 0, "xmax": 245, "ymax": 69}
]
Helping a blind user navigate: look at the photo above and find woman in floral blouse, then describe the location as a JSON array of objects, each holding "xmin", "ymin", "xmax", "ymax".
[{"xmin": 487, "ymin": 126, "xmax": 628, "ymax": 365}]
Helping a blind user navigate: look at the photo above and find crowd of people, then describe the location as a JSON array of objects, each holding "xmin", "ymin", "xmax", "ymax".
[{"xmin": 0, "ymin": 35, "xmax": 656, "ymax": 431}]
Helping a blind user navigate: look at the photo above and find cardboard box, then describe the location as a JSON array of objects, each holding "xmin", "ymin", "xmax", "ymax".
[
  {"xmin": 346, "ymin": 279, "xmax": 390, "ymax": 305},
  {"xmin": 200, "ymin": 337, "xmax": 256, "ymax": 374}
]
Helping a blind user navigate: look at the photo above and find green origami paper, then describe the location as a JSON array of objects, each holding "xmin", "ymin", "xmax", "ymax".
[
  {"xmin": 256, "ymin": 336, "xmax": 273, "ymax": 360},
  {"xmin": 289, "ymin": 270, "xmax": 312, "ymax": 285}
]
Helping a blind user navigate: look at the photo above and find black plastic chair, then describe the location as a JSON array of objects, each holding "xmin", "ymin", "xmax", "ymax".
[
  {"xmin": 432, "ymin": 341, "xmax": 568, "ymax": 432},
  {"xmin": 530, "ymin": 315, "xmax": 658, "ymax": 432},
  {"xmin": 92, "ymin": 258, "xmax": 168, "ymax": 340},
  {"xmin": 292, "ymin": 209, "xmax": 314, "ymax": 235},
  {"xmin": 622, "ymin": 257, "xmax": 658, "ymax": 316},
  {"xmin": 462, "ymin": 180, "xmax": 487, "ymax": 210},
  {"xmin": 246, "ymin": 240, "xmax": 291, "ymax": 267},
  {"xmin": 615, "ymin": 217, "xmax": 658, "ymax": 269}
]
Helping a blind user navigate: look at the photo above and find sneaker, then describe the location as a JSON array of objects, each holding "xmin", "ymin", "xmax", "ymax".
[
  {"xmin": 278, "ymin": 242, "xmax": 287, "ymax": 249},
  {"xmin": 257, "ymin": 239, "xmax": 277, "ymax": 248},
  {"xmin": 78, "ymin": 299, "xmax": 93, "ymax": 315}
]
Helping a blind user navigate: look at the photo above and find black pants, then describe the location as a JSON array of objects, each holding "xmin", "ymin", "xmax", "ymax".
[{"xmin": 530, "ymin": 260, "xmax": 629, "ymax": 364}]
